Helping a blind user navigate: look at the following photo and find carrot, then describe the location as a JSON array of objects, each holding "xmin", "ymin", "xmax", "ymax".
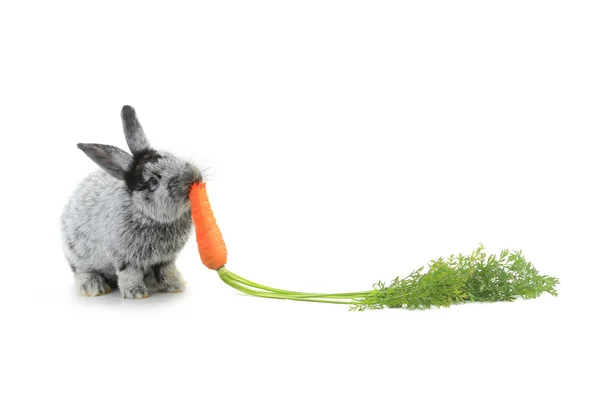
[
  {"xmin": 189, "ymin": 182, "xmax": 228, "ymax": 270},
  {"xmin": 189, "ymin": 183, "xmax": 558, "ymax": 310}
]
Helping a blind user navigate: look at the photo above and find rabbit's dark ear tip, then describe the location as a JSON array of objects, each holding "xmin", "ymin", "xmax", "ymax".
[
  {"xmin": 77, "ymin": 143, "xmax": 92, "ymax": 152},
  {"xmin": 121, "ymin": 105, "xmax": 135, "ymax": 116}
]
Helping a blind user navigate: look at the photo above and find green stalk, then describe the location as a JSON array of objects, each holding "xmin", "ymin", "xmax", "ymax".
[
  {"xmin": 220, "ymin": 268, "xmax": 371, "ymax": 298},
  {"xmin": 218, "ymin": 271, "xmax": 357, "ymax": 304},
  {"xmin": 216, "ymin": 245, "xmax": 559, "ymax": 310}
]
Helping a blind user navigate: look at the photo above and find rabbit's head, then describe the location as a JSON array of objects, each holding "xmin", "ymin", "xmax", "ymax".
[{"xmin": 77, "ymin": 105, "xmax": 202, "ymax": 223}]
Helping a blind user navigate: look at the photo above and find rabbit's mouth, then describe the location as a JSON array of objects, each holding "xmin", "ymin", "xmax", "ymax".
[
  {"xmin": 184, "ymin": 178, "xmax": 202, "ymax": 191},
  {"xmin": 182, "ymin": 168, "xmax": 203, "ymax": 195}
]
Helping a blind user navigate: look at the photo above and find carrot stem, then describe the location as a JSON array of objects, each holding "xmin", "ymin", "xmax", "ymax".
[
  {"xmin": 218, "ymin": 267, "xmax": 372, "ymax": 304},
  {"xmin": 220, "ymin": 275, "xmax": 355, "ymax": 304},
  {"xmin": 222, "ymin": 268, "xmax": 371, "ymax": 297}
]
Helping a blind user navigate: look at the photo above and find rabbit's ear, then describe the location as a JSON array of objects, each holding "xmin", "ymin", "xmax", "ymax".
[
  {"xmin": 121, "ymin": 105, "xmax": 151, "ymax": 156},
  {"xmin": 77, "ymin": 143, "xmax": 133, "ymax": 180}
]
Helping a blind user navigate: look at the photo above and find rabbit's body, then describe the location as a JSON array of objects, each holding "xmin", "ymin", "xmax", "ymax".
[
  {"xmin": 61, "ymin": 169, "xmax": 193, "ymax": 286},
  {"xmin": 61, "ymin": 106, "xmax": 202, "ymax": 298}
]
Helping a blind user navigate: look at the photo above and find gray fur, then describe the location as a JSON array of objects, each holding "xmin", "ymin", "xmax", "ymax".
[
  {"xmin": 77, "ymin": 143, "xmax": 133, "ymax": 180},
  {"xmin": 61, "ymin": 105, "xmax": 202, "ymax": 299},
  {"xmin": 75, "ymin": 272, "xmax": 112, "ymax": 296},
  {"xmin": 121, "ymin": 105, "xmax": 151, "ymax": 156}
]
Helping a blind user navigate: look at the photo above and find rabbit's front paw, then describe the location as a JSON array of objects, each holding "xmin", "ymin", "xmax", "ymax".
[
  {"xmin": 121, "ymin": 285, "xmax": 148, "ymax": 299},
  {"xmin": 76, "ymin": 272, "xmax": 112, "ymax": 297}
]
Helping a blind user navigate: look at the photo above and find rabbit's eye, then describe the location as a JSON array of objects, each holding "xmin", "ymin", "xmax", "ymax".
[{"xmin": 149, "ymin": 177, "xmax": 158, "ymax": 186}]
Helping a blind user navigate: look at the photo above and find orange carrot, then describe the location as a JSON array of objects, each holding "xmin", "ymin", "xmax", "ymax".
[
  {"xmin": 188, "ymin": 183, "xmax": 558, "ymax": 310},
  {"xmin": 189, "ymin": 182, "xmax": 228, "ymax": 270}
]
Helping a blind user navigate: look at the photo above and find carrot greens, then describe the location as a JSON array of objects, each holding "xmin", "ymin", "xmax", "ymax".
[{"xmin": 217, "ymin": 245, "xmax": 559, "ymax": 311}]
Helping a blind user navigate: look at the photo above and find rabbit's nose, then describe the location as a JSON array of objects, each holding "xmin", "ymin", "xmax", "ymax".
[
  {"xmin": 192, "ymin": 168, "xmax": 202, "ymax": 183},
  {"xmin": 183, "ymin": 166, "xmax": 203, "ymax": 186}
]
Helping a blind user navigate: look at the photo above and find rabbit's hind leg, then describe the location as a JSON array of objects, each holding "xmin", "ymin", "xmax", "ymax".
[
  {"xmin": 75, "ymin": 271, "xmax": 112, "ymax": 297},
  {"xmin": 152, "ymin": 261, "xmax": 186, "ymax": 293}
]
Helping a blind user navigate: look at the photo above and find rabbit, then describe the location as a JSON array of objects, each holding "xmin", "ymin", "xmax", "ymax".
[{"xmin": 60, "ymin": 105, "xmax": 202, "ymax": 299}]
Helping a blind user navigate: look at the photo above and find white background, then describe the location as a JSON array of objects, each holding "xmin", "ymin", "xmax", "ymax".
[{"xmin": 1, "ymin": 1, "xmax": 599, "ymax": 394}]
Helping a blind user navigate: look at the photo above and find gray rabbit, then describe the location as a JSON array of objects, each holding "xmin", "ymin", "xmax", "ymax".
[{"xmin": 61, "ymin": 106, "xmax": 202, "ymax": 298}]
